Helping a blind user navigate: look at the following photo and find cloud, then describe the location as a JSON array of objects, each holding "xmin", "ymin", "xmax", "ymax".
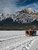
[
  {"xmin": 16, "ymin": 0, "xmax": 38, "ymax": 11},
  {"xmin": 0, "ymin": 0, "xmax": 38, "ymax": 14},
  {"xmin": 16, "ymin": 0, "xmax": 38, "ymax": 6},
  {"xmin": 0, "ymin": 0, "xmax": 19, "ymax": 14}
]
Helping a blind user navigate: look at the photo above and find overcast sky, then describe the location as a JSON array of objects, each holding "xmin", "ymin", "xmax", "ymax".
[{"xmin": 0, "ymin": 0, "xmax": 38, "ymax": 14}]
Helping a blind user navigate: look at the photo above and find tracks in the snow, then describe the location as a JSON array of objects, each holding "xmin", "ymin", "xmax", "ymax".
[{"xmin": 0, "ymin": 35, "xmax": 36, "ymax": 50}]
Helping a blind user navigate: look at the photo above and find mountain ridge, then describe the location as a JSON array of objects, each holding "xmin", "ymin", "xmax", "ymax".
[{"xmin": 0, "ymin": 8, "xmax": 38, "ymax": 24}]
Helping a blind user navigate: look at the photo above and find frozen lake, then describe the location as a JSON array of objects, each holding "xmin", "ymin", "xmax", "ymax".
[{"xmin": 0, "ymin": 31, "xmax": 38, "ymax": 50}]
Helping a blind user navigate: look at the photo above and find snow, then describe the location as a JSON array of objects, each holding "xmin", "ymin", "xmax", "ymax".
[{"xmin": 0, "ymin": 31, "xmax": 38, "ymax": 50}]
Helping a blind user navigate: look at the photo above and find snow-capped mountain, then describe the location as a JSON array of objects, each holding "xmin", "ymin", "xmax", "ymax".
[
  {"xmin": 0, "ymin": 8, "xmax": 38, "ymax": 24},
  {"xmin": 14, "ymin": 8, "xmax": 37, "ymax": 23},
  {"xmin": 0, "ymin": 13, "xmax": 16, "ymax": 21}
]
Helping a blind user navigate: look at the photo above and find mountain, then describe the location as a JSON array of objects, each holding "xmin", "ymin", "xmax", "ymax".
[
  {"xmin": 0, "ymin": 17, "xmax": 22, "ymax": 26},
  {"xmin": 0, "ymin": 8, "xmax": 38, "ymax": 24},
  {"xmin": 31, "ymin": 20, "xmax": 38, "ymax": 25},
  {"xmin": 15, "ymin": 8, "xmax": 37, "ymax": 23},
  {"xmin": 0, "ymin": 8, "xmax": 38, "ymax": 30},
  {"xmin": 0, "ymin": 16, "xmax": 38, "ymax": 25},
  {"xmin": 0, "ymin": 17, "xmax": 13, "ymax": 25}
]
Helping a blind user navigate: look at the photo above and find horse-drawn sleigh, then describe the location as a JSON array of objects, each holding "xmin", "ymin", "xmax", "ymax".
[{"xmin": 26, "ymin": 28, "xmax": 36, "ymax": 36}]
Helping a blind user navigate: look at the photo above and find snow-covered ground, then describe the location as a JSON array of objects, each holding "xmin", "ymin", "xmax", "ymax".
[{"xmin": 0, "ymin": 31, "xmax": 38, "ymax": 50}]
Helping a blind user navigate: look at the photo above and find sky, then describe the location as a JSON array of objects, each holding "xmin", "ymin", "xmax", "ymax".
[{"xmin": 0, "ymin": 0, "xmax": 38, "ymax": 14}]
